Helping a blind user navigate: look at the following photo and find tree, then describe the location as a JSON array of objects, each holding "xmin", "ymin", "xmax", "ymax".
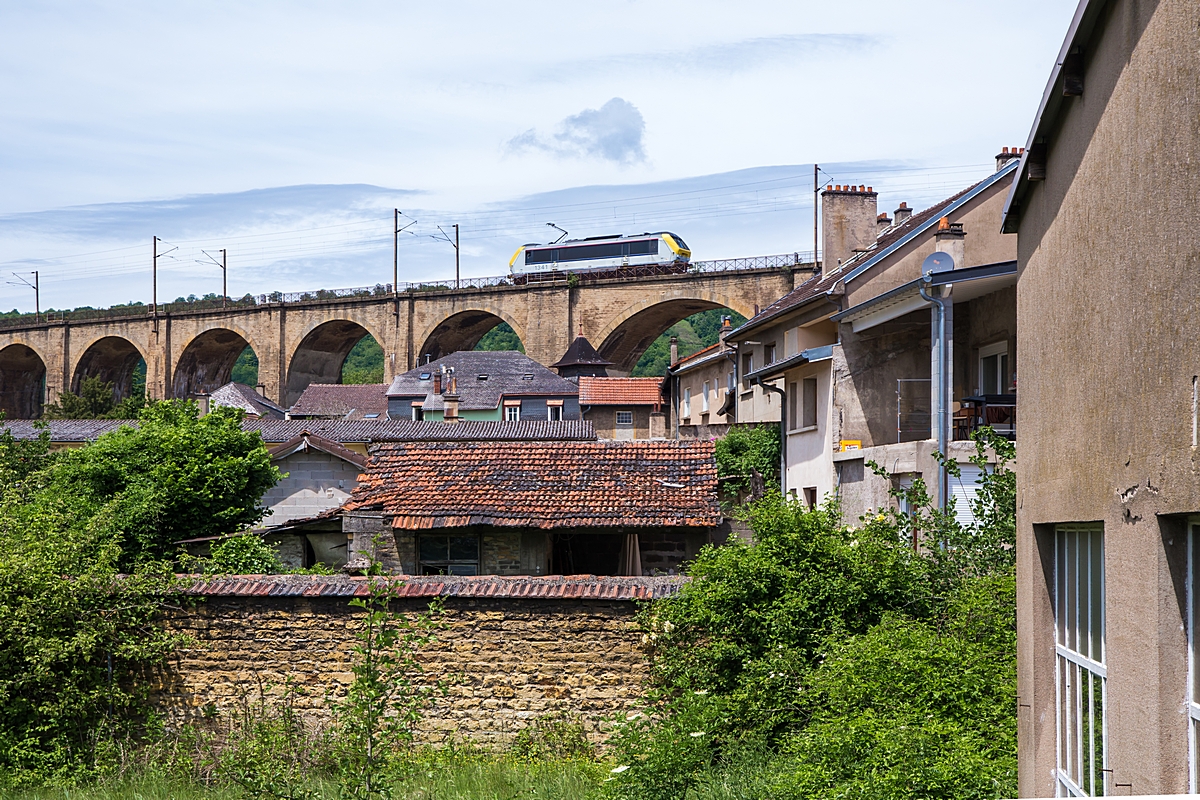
[
  {"xmin": 33, "ymin": 400, "xmax": 280, "ymax": 569},
  {"xmin": 43, "ymin": 376, "xmax": 145, "ymax": 420}
]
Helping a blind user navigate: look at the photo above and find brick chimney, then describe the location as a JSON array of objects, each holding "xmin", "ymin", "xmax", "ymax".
[
  {"xmin": 822, "ymin": 184, "xmax": 878, "ymax": 269},
  {"xmin": 876, "ymin": 212, "xmax": 892, "ymax": 234},
  {"xmin": 995, "ymin": 146, "xmax": 1024, "ymax": 172},
  {"xmin": 442, "ymin": 373, "xmax": 460, "ymax": 422},
  {"xmin": 893, "ymin": 202, "xmax": 912, "ymax": 226},
  {"xmin": 433, "ymin": 370, "xmax": 442, "ymax": 394},
  {"xmin": 934, "ymin": 217, "xmax": 965, "ymax": 269}
]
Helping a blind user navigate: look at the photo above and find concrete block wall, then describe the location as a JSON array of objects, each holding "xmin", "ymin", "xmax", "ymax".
[{"xmin": 261, "ymin": 451, "xmax": 363, "ymax": 525}]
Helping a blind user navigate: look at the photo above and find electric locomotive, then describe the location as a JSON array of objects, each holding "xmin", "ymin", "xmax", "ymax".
[{"xmin": 508, "ymin": 232, "xmax": 691, "ymax": 282}]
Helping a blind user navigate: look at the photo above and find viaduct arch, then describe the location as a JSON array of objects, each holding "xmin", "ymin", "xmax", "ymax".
[{"xmin": 0, "ymin": 264, "xmax": 802, "ymax": 417}]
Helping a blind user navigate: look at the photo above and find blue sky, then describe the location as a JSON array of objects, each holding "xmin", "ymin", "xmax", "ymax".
[{"xmin": 0, "ymin": 1, "xmax": 1078, "ymax": 311}]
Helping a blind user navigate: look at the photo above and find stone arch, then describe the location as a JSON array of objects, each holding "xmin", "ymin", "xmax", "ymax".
[
  {"xmin": 173, "ymin": 328, "xmax": 258, "ymax": 399},
  {"xmin": 72, "ymin": 335, "xmax": 147, "ymax": 401},
  {"xmin": 0, "ymin": 343, "xmax": 47, "ymax": 419},
  {"xmin": 416, "ymin": 308, "xmax": 527, "ymax": 365},
  {"xmin": 285, "ymin": 319, "xmax": 389, "ymax": 406},
  {"xmin": 595, "ymin": 293, "xmax": 754, "ymax": 373}
]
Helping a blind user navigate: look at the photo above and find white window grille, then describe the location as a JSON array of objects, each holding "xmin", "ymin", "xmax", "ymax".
[
  {"xmin": 505, "ymin": 404, "xmax": 520, "ymax": 421},
  {"xmin": 616, "ymin": 410, "xmax": 633, "ymax": 426},
  {"xmin": 1055, "ymin": 524, "xmax": 1106, "ymax": 797}
]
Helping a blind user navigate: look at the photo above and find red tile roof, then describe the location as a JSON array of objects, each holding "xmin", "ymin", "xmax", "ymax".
[
  {"xmin": 180, "ymin": 573, "xmax": 686, "ymax": 600},
  {"xmin": 346, "ymin": 439, "xmax": 720, "ymax": 529},
  {"xmin": 577, "ymin": 377, "xmax": 664, "ymax": 405}
]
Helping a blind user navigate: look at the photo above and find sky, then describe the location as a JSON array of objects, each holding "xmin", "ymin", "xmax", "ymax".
[{"xmin": 0, "ymin": 0, "xmax": 1079, "ymax": 312}]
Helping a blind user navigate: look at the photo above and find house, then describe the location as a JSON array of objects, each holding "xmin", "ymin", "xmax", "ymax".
[
  {"xmin": 341, "ymin": 439, "xmax": 722, "ymax": 577},
  {"xmin": 386, "ymin": 351, "xmax": 580, "ymax": 422},
  {"xmin": 578, "ymin": 376, "xmax": 666, "ymax": 440},
  {"xmin": 1002, "ymin": 0, "xmax": 1200, "ymax": 794},
  {"xmin": 667, "ymin": 319, "xmax": 739, "ymax": 438},
  {"xmin": 728, "ymin": 151, "xmax": 1020, "ymax": 517},
  {"xmin": 208, "ymin": 381, "xmax": 286, "ymax": 419},
  {"xmin": 287, "ymin": 383, "xmax": 389, "ymax": 420}
]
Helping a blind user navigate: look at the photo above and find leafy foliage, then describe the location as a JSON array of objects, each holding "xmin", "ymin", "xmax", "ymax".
[
  {"xmin": 474, "ymin": 322, "xmax": 525, "ymax": 354},
  {"xmin": 342, "ymin": 336, "xmax": 386, "ymax": 384},
  {"xmin": 631, "ymin": 309, "xmax": 746, "ymax": 377},
  {"xmin": 604, "ymin": 431, "xmax": 1017, "ymax": 800},
  {"xmin": 713, "ymin": 424, "xmax": 780, "ymax": 498},
  {"xmin": 32, "ymin": 401, "xmax": 279, "ymax": 570},
  {"xmin": 206, "ymin": 534, "xmax": 283, "ymax": 575},
  {"xmin": 230, "ymin": 346, "xmax": 258, "ymax": 387},
  {"xmin": 43, "ymin": 376, "xmax": 145, "ymax": 420}
]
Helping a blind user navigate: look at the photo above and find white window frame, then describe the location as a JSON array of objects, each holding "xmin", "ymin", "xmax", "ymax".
[
  {"xmin": 741, "ymin": 353, "xmax": 754, "ymax": 391},
  {"xmin": 764, "ymin": 342, "xmax": 777, "ymax": 365},
  {"xmin": 504, "ymin": 404, "xmax": 521, "ymax": 422},
  {"xmin": 615, "ymin": 410, "xmax": 633, "ymax": 426},
  {"xmin": 978, "ymin": 340, "xmax": 1009, "ymax": 395},
  {"xmin": 547, "ymin": 405, "xmax": 563, "ymax": 421},
  {"xmin": 682, "ymin": 388, "xmax": 691, "ymax": 418},
  {"xmin": 1189, "ymin": 520, "xmax": 1200, "ymax": 792},
  {"xmin": 702, "ymin": 381, "xmax": 710, "ymax": 413},
  {"xmin": 1055, "ymin": 523, "xmax": 1107, "ymax": 798}
]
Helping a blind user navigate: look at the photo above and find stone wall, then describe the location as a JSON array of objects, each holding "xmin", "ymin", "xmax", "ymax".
[{"xmin": 155, "ymin": 574, "xmax": 681, "ymax": 746}]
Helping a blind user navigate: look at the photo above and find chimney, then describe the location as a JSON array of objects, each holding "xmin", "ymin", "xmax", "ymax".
[
  {"xmin": 876, "ymin": 212, "xmax": 892, "ymax": 235},
  {"xmin": 193, "ymin": 393, "xmax": 210, "ymax": 417},
  {"xmin": 995, "ymin": 146, "xmax": 1023, "ymax": 172},
  {"xmin": 821, "ymin": 184, "xmax": 878, "ymax": 269},
  {"xmin": 718, "ymin": 316, "xmax": 732, "ymax": 345},
  {"xmin": 934, "ymin": 217, "xmax": 966, "ymax": 269},
  {"xmin": 433, "ymin": 370, "xmax": 442, "ymax": 394},
  {"xmin": 442, "ymin": 374, "xmax": 460, "ymax": 422},
  {"xmin": 669, "ymin": 336, "xmax": 679, "ymax": 367},
  {"xmin": 893, "ymin": 202, "xmax": 912, "ymax": 226}
]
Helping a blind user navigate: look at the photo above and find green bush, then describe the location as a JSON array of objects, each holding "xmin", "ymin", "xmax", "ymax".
[
  {"xmin": 713, "ymin": 424, "xmax": 780, "ymax": 498},
  {"xmin": 207, "ymin": 534, "xmax": 283, "ymax": 575}
]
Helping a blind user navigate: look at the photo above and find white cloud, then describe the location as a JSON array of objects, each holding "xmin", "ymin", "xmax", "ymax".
[{"xmin": 507, "ymin": 98, "xmax": 647, "ymax": 165}]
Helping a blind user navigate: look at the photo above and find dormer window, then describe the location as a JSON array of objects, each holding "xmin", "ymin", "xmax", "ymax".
[
  {"xmin": 477, "ymin": 374, "xmax": 489, "ymax": 381},
  {"xmin": 419, "ymin": 372, "xmax": 432, "ymax": 380},
  {"xmin": 522, "ymin": 374, "xmax": 534, "ymax": 381}
]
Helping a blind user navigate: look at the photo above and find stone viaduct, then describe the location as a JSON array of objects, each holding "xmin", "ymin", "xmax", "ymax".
[{"xmin": 0, "ymin": 264, "xmax": 806, "ymax": 418}]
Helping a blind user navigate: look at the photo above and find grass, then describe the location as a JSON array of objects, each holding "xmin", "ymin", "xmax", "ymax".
[{"xmin": 0, "ymin": 754, "xmax": 606, "ymax": 800}]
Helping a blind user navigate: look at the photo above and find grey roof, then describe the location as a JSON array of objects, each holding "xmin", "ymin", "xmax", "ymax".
[
  {"xmin": 551, "ymin": 335, "xmax": 612, "ymax": 368},
  {"xmin": 210, "ymin": 382, "xmax": 286, "ymax": 419},
  {"xmin": 288, "ymin": 383, "xmax": 389, "ymax": 420},
  {"xmin": 1, "ymin": 417, "xmax": 597, "ymax": 444},
  {"xmin": 386, "ymin": 351, "xmax": 579, "ymax": 412}
]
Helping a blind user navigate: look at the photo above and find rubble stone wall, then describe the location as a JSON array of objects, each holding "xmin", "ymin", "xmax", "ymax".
[{"xmin": 154, "ymin": 589, "xmax": 651, "ymax": 746}]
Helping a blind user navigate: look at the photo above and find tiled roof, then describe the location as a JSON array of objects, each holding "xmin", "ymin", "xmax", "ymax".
[
  {"xmin": 288, "ymin": 384, "xmax": 390, "ymax": 420},
  {"xmin": 386, "ymin": 351, "xmax": 577, "ymax": 412},
  {"xmin": 578, "ymin": 377, "xmax": 663, "ymax": 405},
  {"xmin": 346, "ymin": 439, "xmax": 720, "ymax": 529},
  {"xmin": 181, "ymin": 573, "xmax": 686, "ymax": 600},
  {"xmin": 267, "ymin": 431, "xmax": 368, "ymax": 468},
  {"xmin": 0, "ymin": 418, "xmax": 597, "ymax": 444},
  {"xmin": 551, "ymin": 335, "xmax": 612, "ymax": 368},
  {"xmin": 210, "ymin": 382, "xmax": 286, "ymax": 419}
]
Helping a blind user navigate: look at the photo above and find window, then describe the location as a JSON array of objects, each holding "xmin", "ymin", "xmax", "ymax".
[
  {"xmin": 1190, "ymin": 523, "xmax": 1200, "ymax": 791},
  {"xmin": 979, "ymin": 341, "xmax": 1009, "ymax": 395},
  {"xmin": 802, "ymin": 487, "xmax": 817, "ymax": 509},
  {"xmin": 505, "ymin": 404, "xmax": 521, "ymax": 421},
  {"xmin": 702, "ymin": 381, "xmax": 710, "ymax": 413},
  {"xmin": 682, "ymin": 388, "xmax": 691, "ymax": 418},
  {"xmin": 418, "ymin": 534, "xmax": 479, "ymax": 575},
  {"xmin": 727, "ymin": 371, "xmax": 735, "ymax": 395},
  {"xmin": 788, "ymin": 382, "xmax": 797, "ymax": 427},
  {"xmin": 411, "ymin": 405, "xmax": 424, "ymax": 422},
  {"xmin": 1055, "ymin": 524, "xmax": 1106, "ymax": 797},
  {"xmin": 764, "ymin": 343, "xmax": 777, "ymax": 365},
  {"xmin": 741, "ymin": 353, "xmax": 754, "ymax": 390},
  {"xmin": 802, "ymin": 377, "xmax": 818, "ymax": 428},
  {"xmin": 616, "ymin": 410, "xmax": 633, "ymax": 426},
  {"xmin": 548, "ymin": 404, "xmax": 563, "ymax": 421}
]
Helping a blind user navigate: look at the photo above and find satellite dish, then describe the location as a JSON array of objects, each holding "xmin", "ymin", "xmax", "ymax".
[{"xmin": 922, "ymin": 252, "xmax": 955, "ymax": 276}]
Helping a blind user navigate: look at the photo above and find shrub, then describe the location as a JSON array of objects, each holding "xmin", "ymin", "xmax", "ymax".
[{"xmin": 207, "ymin": 534, "xmax": 283, "ymax": 575}]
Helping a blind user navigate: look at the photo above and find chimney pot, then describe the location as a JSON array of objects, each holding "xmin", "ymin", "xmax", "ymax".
[
  {"xmin": 996, "ymin": 145, "xmax": 1023, "ymax": 171},
  {"xmin": 893, "ymin": 202, "xmax": 913, "ymax": 226},
  {"xmin": 934, "ymin": 218, "xmax": 966, "ymax": 267}
]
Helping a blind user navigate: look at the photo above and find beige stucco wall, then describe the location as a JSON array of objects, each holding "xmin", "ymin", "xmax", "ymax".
[
  {"xmin": 782, "ymin": 360, "xmax": 836, "ymax": 505},
  {"xmin": 1014, "ymin": 0, "xmax": 1200, "ymax": 795}
]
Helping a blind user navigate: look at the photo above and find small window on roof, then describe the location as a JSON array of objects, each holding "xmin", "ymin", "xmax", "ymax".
[
  {"xmin": 419, "ymin": 372, "xmax": 432, "ymax": 380},
  {"xmin": 522, "ymin": 374, "xmax": 534, "ymax": 380},
  {"xmin": 363, "ymin": 413, "xmax": 380, "ymax": 419},
  {"xmin": 477, "ymin": 374, "xmax": 488, "ymax": 381}
]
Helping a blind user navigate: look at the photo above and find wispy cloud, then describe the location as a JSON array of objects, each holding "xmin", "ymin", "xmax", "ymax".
[{"xmin": 507, "ymin": 98, "xmax": 647, "ymax": 165}]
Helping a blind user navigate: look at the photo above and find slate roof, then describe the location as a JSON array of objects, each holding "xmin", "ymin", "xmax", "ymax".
[
  {"xmin": 210, "ymin": 382, "xmax": 286, "ymax": 419},
  {"xmin": 733, "ymin": 162, "xmax": 1019, "ymax": 338},
  {"xmin": 288, "ymin": 383, "xmax": 390, "ymax": 420},
  {"xmin": 551, "ymin": 335, "xmax": 612, "ymax": 368},
  {"xmin": 181, "ymin": 573, "xmax": 686, "ymax": 600},
  {"xmin": 578, "ymin": 377, "xmax": 663, "ymax": 406},
  {"xmin": 386, "ymin": 351, "xmax": 578, "ymax": 412},
  {"xmin": 346, "ymin": 439, "xmax": 720, "ymax": 530},
  {"xmin": 0, "ymin": 418, "xmax": 597, "ymax": 444}
]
